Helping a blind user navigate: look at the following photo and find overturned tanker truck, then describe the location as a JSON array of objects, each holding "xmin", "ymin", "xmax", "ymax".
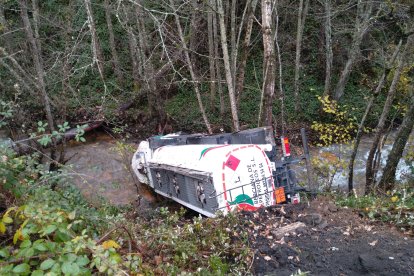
[{"xmin": 131, "ymin": 127, "xmax": 312, "ymax": 217}]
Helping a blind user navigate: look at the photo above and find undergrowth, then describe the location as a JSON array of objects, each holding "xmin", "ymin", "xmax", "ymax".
[
  {"xmin": 0, "ymin": 146, "xmax": 251, "ymax": 275},
  {"xmin": 335, "ymin": 186, "xmax": 414, "ymax": 232}
]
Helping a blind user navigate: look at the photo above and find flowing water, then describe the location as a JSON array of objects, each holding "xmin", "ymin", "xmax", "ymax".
[{"xmin": 301, "ymin": 131, "xmax": 414, "ymax": 192}]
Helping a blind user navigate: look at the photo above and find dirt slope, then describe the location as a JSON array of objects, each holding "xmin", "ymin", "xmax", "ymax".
[{"xmin": 238, "ymin": 199, "xmax": 414, "ymax": 275}]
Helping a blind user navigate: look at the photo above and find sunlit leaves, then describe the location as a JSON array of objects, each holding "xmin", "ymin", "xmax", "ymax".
[
  {"xmin": 102, "ymin": 240, "xmax": 121, "ymax": 249},
  {"xmin": 311, "ymin": 95, "xmax": 358, "ymax": 147}
]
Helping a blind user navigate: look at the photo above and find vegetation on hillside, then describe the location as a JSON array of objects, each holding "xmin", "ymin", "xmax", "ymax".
[
  {"xmin": 0, "ymin": 146, "xmax": 251, "ymax": 275},
  {"xmin": 0, "ymin": 1, "xmax": 413, "ymax": 273}
]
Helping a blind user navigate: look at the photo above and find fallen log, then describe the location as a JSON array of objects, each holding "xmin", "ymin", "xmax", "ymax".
[
  {"xmin": 60, "ymin": 121, "xmax": 103, "ymax": 140},
  {"xmin": 2, "ymin": 121, "xmax": 103, "ymax": 155}
]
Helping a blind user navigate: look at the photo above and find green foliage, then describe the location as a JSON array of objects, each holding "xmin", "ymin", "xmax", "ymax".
[
  {"xmin": 0, "ymin": 100, "xmax": 14, "ymax": 128},
  {"xmin": 0, "ymin": 146, "xmax": 251, "ymax": 275},
  {"xmin": 311, "ymin": 152, "xmax": 347, "ymax": 191},
  {"xmin": 28, "ymin": 121, "xmax": 85, "ymax": 147},
  {"xmin": 132, "ymin": 207, "xmax": 251, "ymax": 274},
  {"xmin": 74, "ymin": 124, "xmax": 87, "ymax": 143},
  {"xmin": 336, "ymin": 186, "xmax": 414, "ymax": 231},
  {"xmin": 0, "ymin": 147, "xmax": 128, "ymax": 275}
]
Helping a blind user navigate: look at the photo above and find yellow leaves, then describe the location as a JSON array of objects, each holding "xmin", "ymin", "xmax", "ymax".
[
  {"xmin": 102, "ymin": 240, "xmax": 121, "ymax": 249},
  {"xmin": 13, "ymin": 229, "xmax": 23, "ymax": 244},
  {"xmin": 391, "ymin": 196, "xmax": 399, "ymax": 203},
  {"xmin": 3, "ymin": 215, "xmax": 13, "ymax": 224},
  {"xmin": 68, "ymin": 210, "xmax": 76, "ymax": 220},
  {"xmin": 0, "ymin": 209, "xmax": 16, "ymax": 234},
  {"xmin": 312, "ymin": 95, "xmax": 357, "ymax": 146},
  {"xmin": 0, "ymin": 222, "xmax": 5, "ymax": 234}
]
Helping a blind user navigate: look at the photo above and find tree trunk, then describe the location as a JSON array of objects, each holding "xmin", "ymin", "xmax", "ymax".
[
  {"xmin": 19, "ymin": 0, "xmax": 54, "ymax": 132},
  {"xmin": 235, "ymin": 0, "xmax": 258, "ymax": 105},
  {"xmin": 230, "ymin": 0, "xmax": 237, "ymax": 84},
  {"xmin": 333, "ymin": 1, "xmax": 372, "ymax": 101},
  {"xmin": 0, "ymin": 56, "xmax": 33, "ymax": 93},
  {"xmin": 217, "ymin": 0, "xmax": 240, "ymax": 131},
  {"xmin": 84, "ymin": 0, "xmax": 104, "ymax": 76},
  {"xmin": 126, "ymin": 27, "xmax": 140, "ymax": 88},
  {"xmin": 207, "ymin": 0, "xmax": 217, "ymax": 108},
  {"xmin": 274, "ymin": 1, "xmax": 285, "ymax": 133},
  {"xmin": 104, "ymin": 0, "xmax": 123, "ymax": 84},
  {"xmin": 0, "ymin": 4, "xmax": 12, "ymax": 52},
  {"xmin": 348, "ymin": 40, "xmax": 402, "ymax": 194},
  {"xmin": 169, "ymin": 0, "xmax": 212, "ymax": 134},
  {"xmin": 31, "ymin": 0, "xmax": 41, "ymax": 52},
  {"xmin": 365, "ymin": 38, "xmax": 411, "ymax": 193},
  {"xmin": 323, "ymin": 0, "xmax": 333, "ymax": 96},
  {"xmin": 134, "ymin": 2, "xmax": 165, "ymax": 123},
  {"xmin": 260, "ymin": 0, "xmax": 276, "ymax": 127},
  {"xmin": 0, "ymin": 47, "xmax": 39, "ymax": 93},
  {"xmin": 212, "ymin": 1, "xmax": 225, "ymax": 121},
  {"xmin": 61, "ymin": 0, "xmax": 76, "ymax": 117},
  {"xmin": 189, "ymin": 1, "xmax": 202, "ymax": 77},
  {"xmin": 378, "ymin": 83, "xmax": 414, "ymax": 191},
  {"xmin": 19, "ymin": 0, "xmax": 58, "ymax": 171},
  {"xmin": 293, "ymin": 0, "xmax": 309, "ymax": 113}
]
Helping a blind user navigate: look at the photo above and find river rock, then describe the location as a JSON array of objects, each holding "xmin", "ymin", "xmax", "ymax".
[{"xmin": 300, "ymin": 213, "xmax": 323, "ymax": 226}]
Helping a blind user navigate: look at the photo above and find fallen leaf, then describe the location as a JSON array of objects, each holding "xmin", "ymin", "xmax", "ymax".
[
  {"xmin": 102, "ymin": 240, "xmax": 120, "ymax": 249},
  {"xmin": 154, "ymin": 255, "xmax": 162, "ymax": 265},
  {"xmin": 369, "ymin": 240, "xmax": 378, "ymax": 246}
]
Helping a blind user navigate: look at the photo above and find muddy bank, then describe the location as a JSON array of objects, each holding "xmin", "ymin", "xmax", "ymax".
[{"xmin": 238, "ymin": 199, "xmax": 414, "ymax": 275}]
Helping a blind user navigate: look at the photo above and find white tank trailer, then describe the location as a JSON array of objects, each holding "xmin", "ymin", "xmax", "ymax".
[{"xmin": 131, "ymin": 127, "xmax": 312, "ymax": 217}]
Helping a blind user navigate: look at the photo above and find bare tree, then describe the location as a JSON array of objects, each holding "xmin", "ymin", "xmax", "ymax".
[
  {"xmin": 293, "ymin": 0, "xmax": 309, "ymax": 112},
  {"xmin": 235, "ymin": 0, "xmax": 258, "ymax": 105},
  {"xmin": 124, "ymin": 18, "xmax": 141, "ymax": 88},
  {"xmin": 84, "ymin": 0, "xmax": 104, "ymax": 76},
  {"xmin": 104, "ymin": 0, "xmax": 123, "ymax": 84},
  {"xmin": 274, "ymin": 0, "xmax": 285, "ymax": 133},
  {"xmin": 333, "ymin": 0, "xmax": 373, "ymax": 100},
  {"xmin": 207, "ymin": 0, "xmax": 217, "ymax": 108},
  {"xmin": 31, "ymin": 0, "xmax": 41, "ymax": 51},
  {"xmin": 169, "ymin": 0, "xmax": 212, "ymax": 134},
  {"xmin": 0, "ymin": 51, "xmax": 33, "ymax": 93},
  {"xmin": 323, "ymin": 0, "xmax": 333, "ymax": 96},
  {"xmin": 0, "ymin": 3, "xmax": 12, "ymax": 52},
  {"xmin": 0, "ymin": 47, "xmax": 40, "ymax": 93},
  {"xmin": 259, "ymin": 0, "xmax": 276, "ymax": 127},
  {"xmin": 347, "ymin": 40, "xmax": 403, "ymax": 194},
  {"xmin": 212, "ymin": 0, "xmax": 226, "ymax": 121},
  {"xmin": 19, "ymin": 0, "xmax": 54, "ymax": 132},
  {"xmin": 365, "ymin": 36, "xmax": 412, "ymax": 193},
  {"xmin": 217, "ymin": 0, "xmax": 240, "ymax": 131},
  {"xmin": 378, "ymin": 80, "xmax": 414, "ymax": 191},
  {"xmin": 134, "ymin": 2, "xmax": 163, "ymax": 123}
]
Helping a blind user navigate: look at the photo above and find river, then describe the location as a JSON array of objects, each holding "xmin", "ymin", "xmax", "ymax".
[{"xmin": 1, "ymin": 129, "xmax": 413, "ymax": 204}]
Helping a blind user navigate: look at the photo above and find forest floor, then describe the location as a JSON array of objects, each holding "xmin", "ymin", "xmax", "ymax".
[{"xmin": 240, "ymin": 198, "xmax": 414, "ymax": 276}]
